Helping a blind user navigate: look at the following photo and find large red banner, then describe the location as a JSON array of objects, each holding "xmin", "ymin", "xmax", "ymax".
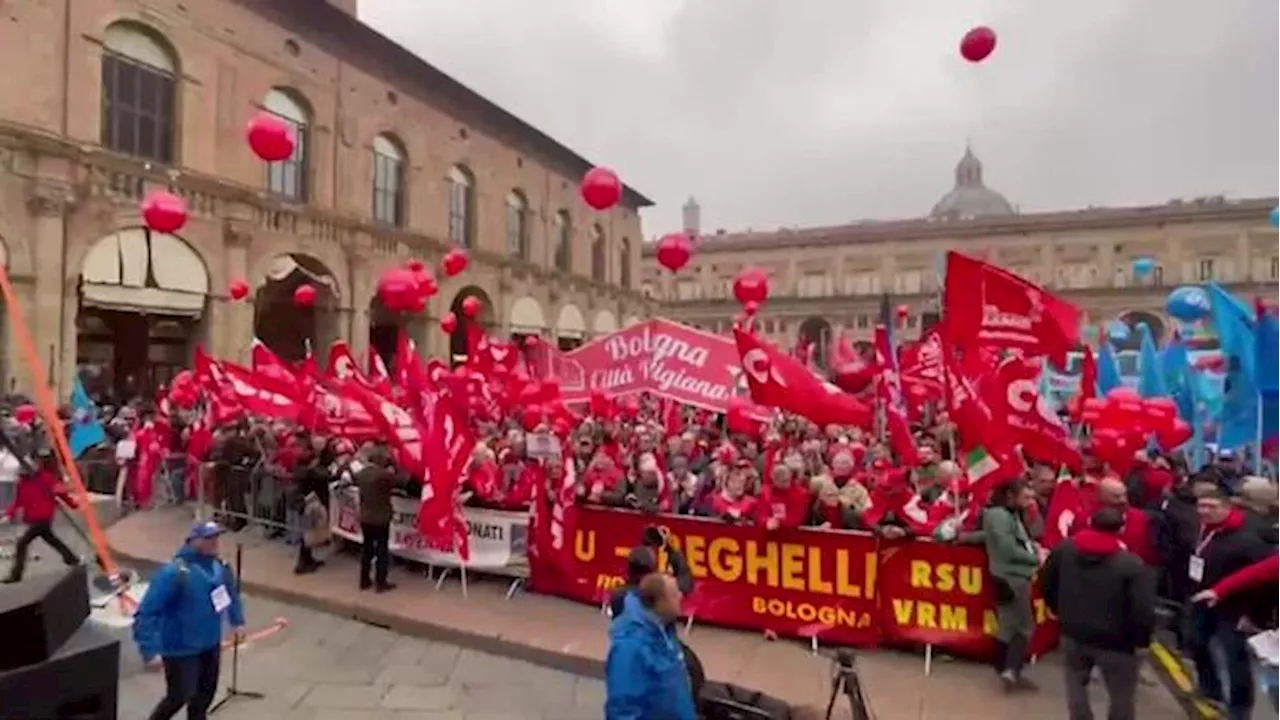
[
  {"xmin": 557, "ymin": 319, "xmax": 747, "ymax": 412},
  {"xmin": 529, "ymin": 507, "xmax": 1059, "ymax": 660}
]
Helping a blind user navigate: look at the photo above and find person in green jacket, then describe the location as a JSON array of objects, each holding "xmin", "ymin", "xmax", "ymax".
[{"xmin": 982, "ymin": 479, "xmax": 1041, "ymax": 692}]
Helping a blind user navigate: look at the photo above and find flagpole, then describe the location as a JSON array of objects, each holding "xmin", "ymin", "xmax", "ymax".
[{"xmin": 1254, "ymin": 390, "xmax": 1264, "ymax": 475}]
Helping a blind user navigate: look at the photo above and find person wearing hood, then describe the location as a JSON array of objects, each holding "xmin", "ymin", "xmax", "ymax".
[
  {"xmin": 605, "ymin": 572, "xmax": 698, "ymax": 720},
  {"xmin": 1187, "ymin": 484, "xmax": 1274, "ymax": 720},
  {"xmin": 1043, "ymin": 508, "xmax": 1156, "ymax": 720},
  {"xmin": 133, "ymin": 521, "xmax": 246, "ymax": 720}
]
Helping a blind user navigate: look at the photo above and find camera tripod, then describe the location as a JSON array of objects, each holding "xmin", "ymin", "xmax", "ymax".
[{"xmin": 825, "ymin": 649, "xmax": 872, "ymax": 720}]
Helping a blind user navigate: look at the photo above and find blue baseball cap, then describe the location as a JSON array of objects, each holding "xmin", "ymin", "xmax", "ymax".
[{"xmin": 187, "ymin": 521, "xmax": 224, "ymax": 541}]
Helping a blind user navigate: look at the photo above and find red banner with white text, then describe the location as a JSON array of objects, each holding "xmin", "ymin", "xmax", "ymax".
[
  {"xmin": 528, "ymin": 507, "xmax": 1059, "ymax": 660},
  {"xmin": 557, "ymin": 319, "xmax": 747, "ymax": 412}
]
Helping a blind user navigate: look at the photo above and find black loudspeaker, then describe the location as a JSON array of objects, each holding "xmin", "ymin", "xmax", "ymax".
[
  {"xmin": 0, "ymin": 620, "xmax": 120, "ymax": 719},
  {"xmin": 0, "ymin": 564, "xmax": 90, "ymax": 671},
  {"xmin": 700, "ymin": 682, "xmax": 792, "ymax": 720}
]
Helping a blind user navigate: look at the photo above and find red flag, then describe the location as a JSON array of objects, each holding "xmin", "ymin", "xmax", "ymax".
[
  {"xmin": 943, "ymin": 252, "xmax": 1081, "ymax": 363},
  {"xmin": 734, "ymin": 328, "xmax": 873, "ymax": 429},
  {"xmin": 982, "ymin": 356, "xmax": 1082, "ymax": 472},
  {"xmin": 251, "ymin": 339, "xmax": 308, "ymax": 397},
  {"xmin": 366, "ymin": 346, "xmax": 393, "ymax": 397},
  {"xmin": 333, "ymin": 378, "xmax": 426, "ymax": 476},
  {"xmin": 873, "ymin": 325, "xmax": 920, "ymax": 467},
  {"xmin": 1079, "ymin": 345, "xmax": 1098, "ymax": 401},
  {"xmin": 416, "ymin": 397, "xmax": 476, "ymax": 560}
]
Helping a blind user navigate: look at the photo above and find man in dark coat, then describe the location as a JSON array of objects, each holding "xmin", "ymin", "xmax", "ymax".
[
  {"xmin": 1043, "ymin": 508, "xmax": 1157, "ymax": 720},
  {"xmin": 355, "ymin": 444, "xmax": 396, "ymax": 592}
]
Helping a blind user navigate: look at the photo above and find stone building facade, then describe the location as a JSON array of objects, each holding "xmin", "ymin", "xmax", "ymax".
[
  {"xmin": 0, "ymin": 0, "xmax": 653, "ymax": 398},
  {"xmin": 643, "ymin": 149, "xmax": 1277, "ymax": 367}
]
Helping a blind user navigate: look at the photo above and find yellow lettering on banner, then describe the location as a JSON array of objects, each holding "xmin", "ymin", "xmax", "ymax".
[
  {"xmin": 684, "ymin": 535, "xmax": 707, "ymax": 576},
  {"xmin": 890, "ymin": 600, "xmax": 970, "ymax": 632},
  {"xmin": 908, "ymin": 561, "xmax": 984, "ymax": 596},
  {"xmin": 605, "ymin": 529, "xmax": 876, "ymax": 598},
  {"xmin": 596, "ymin": 574, "xmax": 625, "ymax": 591},
  {"xmin": 708, "ymin": 537, "xmax": 742, "ymax": 581},
  {"xmin": 574, "ymin": 530, "xmax": 596, "ymax": 561},
  {"xmin": 750, "ymin": 597, "xmax": 871, "ymax": 629},
  {"xmin": 808, "ymin": 547, "xmax": 833, "ymax": 595},
  {"xmin": 983, "ymin": 610, "xmax": 999, "ymax": 636},
  {"xmin": 745, "ymin": 541, "xmax": 777, "ymax": 587},
  {"xmin": 780, "ymin": 544, "xmax": 805, "ymax": 591}
]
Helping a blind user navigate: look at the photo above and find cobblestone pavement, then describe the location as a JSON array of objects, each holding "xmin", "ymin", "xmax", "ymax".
[
  {"xmin": 3, "ymin": 513, "xmax": 605, "ymax": 720},
  {"xmin": 117, "ymin": 594, "xmax": 607, "ymax": 720}
]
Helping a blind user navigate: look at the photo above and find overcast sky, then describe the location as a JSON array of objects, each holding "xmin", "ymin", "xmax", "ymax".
[{"xmin": 361, "ymin": 0, "xmax": 1278, "ymax": 237}]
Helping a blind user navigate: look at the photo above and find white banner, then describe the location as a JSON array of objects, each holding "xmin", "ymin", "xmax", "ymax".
[{"xmin": 328, "ymin": 482, "xmax": 529, "ymax": 577}]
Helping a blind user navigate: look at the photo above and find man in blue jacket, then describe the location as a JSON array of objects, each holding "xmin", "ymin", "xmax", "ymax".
[
  {"xmin": 133, "ymin": 521, "xmax": 246, "ymax": 720},
  {"xmin": 605, "ymin": 572, "xmax": 698, "ymax": 720}
]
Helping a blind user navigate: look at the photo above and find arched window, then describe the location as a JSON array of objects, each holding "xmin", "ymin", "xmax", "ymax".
[
  {"xmin": 506, "ymin": 190, "xmax": 528, "ymax": 259},
  {"xmin": 263, "ymin": 89, "xmax": 310, "ymax": 201},
  {"xmin": 448, "ymin": 165, "xmax": 474, "ymax": 247},
  {"xmin": 553, "ymin": 210, "xmax": 572, "ymax": 272},
  {"xmin": 371, "ymin": 134, "xmax": 405, "ymax": 226},
  {"xmin": 101, "ymin": 22, "xmax": 178, "ymax": 163},
  {"xmin": 619, "ymin": 237, "xmax": 632, "ymax": 289},
  {"xmin": 590, "ymin": 225, "xmax": 607, "ymax": 282}
]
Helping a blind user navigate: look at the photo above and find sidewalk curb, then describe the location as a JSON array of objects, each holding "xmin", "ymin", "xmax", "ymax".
[{"xmin": 1148, "ymin": 640, "xmax": 1224, "ymax": 720}]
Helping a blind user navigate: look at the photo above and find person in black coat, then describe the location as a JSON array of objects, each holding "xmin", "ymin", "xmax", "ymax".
[
  {"xmin": 1187, "ymin": 485, "xmax": 1275, "ymax": 720},
  {"xmin": 1043, "ymin": 508, "xmax": 1156, "ymax": 720}
]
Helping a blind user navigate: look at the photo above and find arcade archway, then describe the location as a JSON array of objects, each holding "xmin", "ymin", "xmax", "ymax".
[
  {"xmin": 508, "ymin": 295, "xmax": 547, "ymax": 349},
  {"xmin": 449, "ymin": 285, "xmax": 494, "ymax": 364},
  {"xmin": 76, "ymin": 227, "xmax": 209, "ymax": 402},
  {"xmin": 556, "ymin": 304, "xmax": 587, "ymax": 351},
  {"xmin": 797, "ymin": 316, "xmax": 833, "ymax": 371},
  {"xmin": 253, "ymin": 254, "xmax": 340, "ymax": 364},
  {"xmin": 1116, "ymin": 310, "xmax": 1165, "ymax": 351},
  {"xmin": 368, "ymin": 296, "xmax": 427, "ymax": 370}
]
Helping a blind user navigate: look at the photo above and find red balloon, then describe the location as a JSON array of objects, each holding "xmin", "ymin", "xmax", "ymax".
[
  {"xmin": 1140, "ymin": 397, "xmax": 1178, "ymax": 432},
  {"xmin": 377, "ymin": 267, "xmax": 421, "ymax": 313},
  {"xmin": 170, "ymin": 369, "xmax": 194, "ymax": 392},
  {"xmin": 442, "ymin": 249, "xmax": 469, "ymax": 278},
  {"xmin": 732, "ymin": 267, "xmax": 770, "ymax": 307},
  {"xmin": 521, "ymin": 405, "xmax": 545, "ymax": 431},
  {"xmin": 141, "ymin": 191, "xmax": 188, "ymax": 234},
  {"xmin": 959, "ymin": 26, "xmax": 997, "ymax": 63},
  {"xmin": 524, "ymin": 335, "xmax": 540, "ymax": 348},
  {"xmin": 1157, "ymin": 419, "xmax": 1193, "ymax": 451},
  {"xmin": 1105, "ymin": 386, "xmax": 1140, "ymax": 403},
  {"xmin": 245, "ymin": 112, "xmax": 296, "ymax": 162},
  {"xmin": 1079, "ymin": 397, "xmax": 1106, "ymax": 423},
  {"xmin": 12, "ymin": 404, "xmax": 37, "ymax": 426},
  {"xmin": 655, "ymin": 233, "xmax": 693, "ymax": 273},
  {"xmin": 417, "ymin": 272, "xmax": 439, "ymax": 298},
  {"xmin": 589, "ymin": 389, "xmax": 611, "ymax": 417},
  {"xmin": 293, "ymin": 284, "xmax": 317, "ymax": 308},
  {"xmin": 461, "ymin": 296, "xmax": 482, "ymax": 319},
  {"xmin": 228, "ymin": 279, "xmax": 250, "ymax": 301},
  {"xmin": 405, "ymin": 258, "xmax": 425, "ymax": 273},
  {"xmin": 895, "ymin": 304, "xmax": 910, "ymax": 319},
  {"xmin": 440, "ymin": 312, "xmax": 458, "ymax": 334},
  {"xmin": 1194, "ymin": 355, "xmax": 1226, "ymax": 373},
  {"xmin": 580, "ymin": 167, "xmax": 622, "ymax": 211}
]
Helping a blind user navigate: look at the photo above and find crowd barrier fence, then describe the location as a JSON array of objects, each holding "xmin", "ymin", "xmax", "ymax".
[{"xmin": 126, "ymin": 462, "xmax": 1059, "ymax": 663}]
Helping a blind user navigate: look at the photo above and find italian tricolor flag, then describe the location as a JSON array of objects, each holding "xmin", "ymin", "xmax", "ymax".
[{"xmin": 965, "ymin": 446, "xmax": 1001, "ymax": 485}]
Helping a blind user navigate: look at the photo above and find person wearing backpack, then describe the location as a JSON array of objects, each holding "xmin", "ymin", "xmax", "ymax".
[{"xmin": 133, "ymin": 521, "xmax": 246, "ymax": 720}]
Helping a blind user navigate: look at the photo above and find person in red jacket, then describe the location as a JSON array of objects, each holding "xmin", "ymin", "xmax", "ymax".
[
  {"xmin": 756, "ymin": 464, "xmax": 811, "ymax": 530},
  {"xmin": 3, "ymin": 449, "xmax": 81, "ymax": 583}
]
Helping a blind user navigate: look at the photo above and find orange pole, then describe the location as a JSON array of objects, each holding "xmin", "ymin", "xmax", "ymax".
[{"xmin": 0, "ymin": 265, "xmax": 126, "ymax": 591}]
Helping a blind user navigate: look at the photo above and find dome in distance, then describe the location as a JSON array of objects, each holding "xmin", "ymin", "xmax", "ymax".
[{"xmin": 930, "ymin": 147, "xmax": 1015, "ymax": 221}]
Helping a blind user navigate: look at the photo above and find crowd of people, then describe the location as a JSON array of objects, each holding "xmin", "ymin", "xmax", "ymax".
[{"xmin": 0, "ymin": 373, "xmax": 1276, "ymax": 720}]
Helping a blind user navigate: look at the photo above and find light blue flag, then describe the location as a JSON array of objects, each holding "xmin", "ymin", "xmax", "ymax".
[
  {"xmin": 1206, "ymin": 283, "xmax": 1259, "ymax": 448},
  {"xmin": 1256, "ymin": 305, "xmax": 1279, "ymax": 401},
  {"xmin": 1137, "ymin": 323, "xmax": 1167, "ymax": 398},
  {"xmin": 1161, "ymin": 333, "xmax": 1193, "ymax": 420},
  {"xmin": 68, "ymin": 377, "xmax": 106, "ymax": 458},
  {"xmin": 1097, "ymin": 337, "xmax": 1123, "ymax": 395}
]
